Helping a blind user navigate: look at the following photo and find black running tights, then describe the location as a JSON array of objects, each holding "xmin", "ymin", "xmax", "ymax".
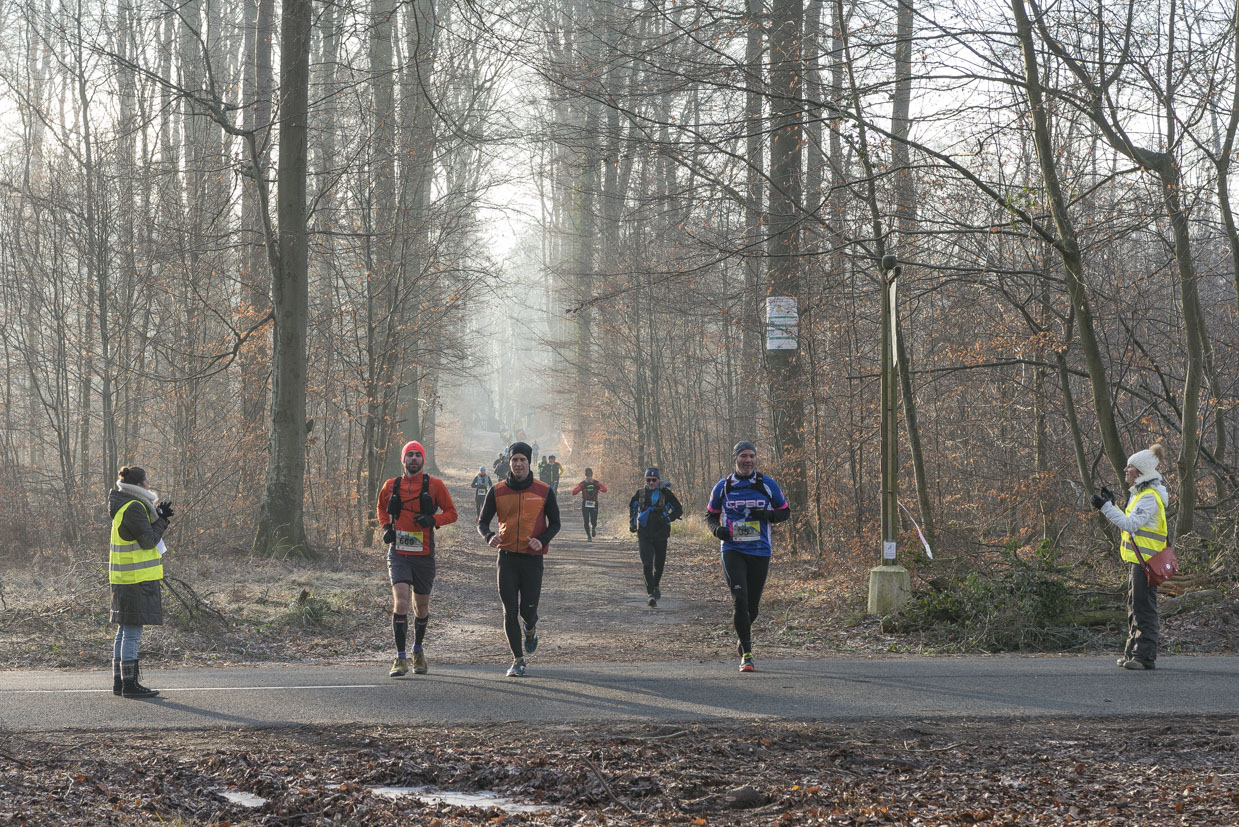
[
  {"xmin": 721, "ymin": 549, "xmax": 770, "ymax": 652},
  {"xmin": 497, "ymin": 551, "xmax": 543, "ymax": 659}
]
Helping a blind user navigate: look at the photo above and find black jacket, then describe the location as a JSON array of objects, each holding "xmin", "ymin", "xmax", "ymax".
[{"xmin": 629, "ymin": 485, "xmax": 683, "ymax": 539}]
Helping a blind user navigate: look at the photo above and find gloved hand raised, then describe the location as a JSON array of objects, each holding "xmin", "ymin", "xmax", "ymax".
[
  {"xmin": 156, "ymin": 501, "xmax": 174, "ymax": 520},
  {"xmin": 1090, "ymin": 493, "xmax": 1106, "ymax": 510},
  {"xmin": 415, "ymin": 514, "xmax": 436, "ymax": 528},
  {"xmin": 382, "ymin": 525, "xmax": 396, "ymax": 545},
  {"xmin": 712, "ymin": 525, "xmax": 730, "ymax": 541},
  {"xmin": 747, "ymin": 508, "xmax": 772, "ymax": 521},
  {"xmin": 1099, "ymin": 485, "xmax": 1115, "ymax": 505}
]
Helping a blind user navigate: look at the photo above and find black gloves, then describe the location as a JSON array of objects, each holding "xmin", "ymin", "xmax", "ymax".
[
  {"xmin": 156, "ymin": 501, "xmax": 174, "ymax": 520},
  {"xmin": 382, "ymin": 526, "xmax": 396, "ymax": 545},
  {"xmin": 629, "ymin": 525, "xmax": 637, "ymax": 533},
  {"xmin": 713, "ymin": 525, "xmax": 731, "ymax": 541},
  {"xmin": 1091, "ymin": 485, "xmax": 1116, "ymax": 510},
  {"xmin": 747, "ymin": 508, "xmax": 772, "ymax": 521},
  {"xmin": 415, "ymin": 514, "xmax": 436, "ymax": 528}
]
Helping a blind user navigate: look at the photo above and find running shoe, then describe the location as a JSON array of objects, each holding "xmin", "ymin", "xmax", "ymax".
[
  {"xmin": 524, "ymin": 625, "xmax": 539, "ymax": 656},
  {"xmin": 739, "ymin": 653, "xmax": 756, "ymax": 672},
  {"xmin": 389, "ymin": 656, "xmax": 410, "ymax": 677},
  {"xmin": 412, "ymin": 650, "xmax": 428, "ymax": 674},
  {"xmin": 1122, "ymin": 658, "xmax": 1155, "ymax": 670},
  {"xmin": 647, "ymin": 595, "xmax": 657, "ymax": 607},
  {"xmin": 506, "ymin": 658, "xmax": 527, "ymax": 677}
]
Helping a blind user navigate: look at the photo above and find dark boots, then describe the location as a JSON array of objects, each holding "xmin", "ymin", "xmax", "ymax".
[
  {"xmin": 120, "ymin": 659, "xmax": 159, "ymax": 698},
  {"xmin": 112, "ymin": 660, "xmax": 122, "ymax": 696}
]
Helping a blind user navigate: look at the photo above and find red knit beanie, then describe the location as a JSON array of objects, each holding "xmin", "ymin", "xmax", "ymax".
[{"xmin": 402, "ymin": 440, "xmax": 425, "ymax": 459}]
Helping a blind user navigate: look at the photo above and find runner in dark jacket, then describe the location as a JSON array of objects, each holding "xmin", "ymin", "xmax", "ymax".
[{"xmin": 628, "ymin": 467, "xmax": 683, "ymax": 607}]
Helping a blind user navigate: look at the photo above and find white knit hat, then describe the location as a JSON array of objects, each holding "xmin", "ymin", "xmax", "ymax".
[{"xmin": 1126, "ymin": 448, "xmax": 1162, "ymax": 485}]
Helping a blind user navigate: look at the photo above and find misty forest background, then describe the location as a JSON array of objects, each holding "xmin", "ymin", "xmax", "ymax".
[{"xmin": 1, "ymin": 0, "xmax": 1237, "ymax": 578}]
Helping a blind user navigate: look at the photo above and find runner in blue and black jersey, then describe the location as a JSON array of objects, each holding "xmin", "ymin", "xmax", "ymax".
[{"xmin": 705, "ymin": 440, "xmax": 790, "ymax": 672}]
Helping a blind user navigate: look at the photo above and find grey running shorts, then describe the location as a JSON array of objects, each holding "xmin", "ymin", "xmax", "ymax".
[{"xmin": 387, "ymin": 549, "xmax": 436, "ymax": 595}]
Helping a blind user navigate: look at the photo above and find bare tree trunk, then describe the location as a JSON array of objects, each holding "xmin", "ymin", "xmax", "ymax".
[
  {"xmin": 766, "ymin": 0, "xmax": 809, "ymax": 521},
  {"xmin": 239, "ymin": 0, "xmax": 275, "ymax": 495},
  {"xmin": 253, "ymin": 0, "xmax": 311, "ymax": 556},
  {"xmin": 1011, "ymin": 0, "xmax": 1126, "ymax": 486},
  {"xmin": 740, "ymin": 0, "xmax": 764, "ymax": 440}
]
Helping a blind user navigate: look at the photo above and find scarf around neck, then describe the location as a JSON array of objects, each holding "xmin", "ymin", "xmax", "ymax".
[{"xmin": 116, "ymin": 481, "xmax": 159, "ymax": 513}]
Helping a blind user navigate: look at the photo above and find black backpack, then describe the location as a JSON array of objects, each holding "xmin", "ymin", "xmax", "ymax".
[
  {"xmin": 386, "ymin": 474, "xmax": 433, "ymax": 523},
  {"xmin": 723, "ymin": 472, "xmax": 773, "ymax": 501}
]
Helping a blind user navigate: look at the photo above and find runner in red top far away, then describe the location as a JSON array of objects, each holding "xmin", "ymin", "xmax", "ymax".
[{"xmin": 571, "ymin": 469, "xmax": 608, "ymax": 541}]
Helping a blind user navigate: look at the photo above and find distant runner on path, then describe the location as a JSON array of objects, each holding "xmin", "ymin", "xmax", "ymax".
[
  {"xmin": 571, "ymin": 469, "xmax": 608, "ymax": 541},
  {"xmin": 628, "ymin": 467, "xmax": 683, "ymax": 607},
  {"xmin": 377, "ymin": 441, "xmax": 458, "ymax": 678},
  {"xmin": 470, "ymin": 465, "xmax": 493, "ymax": 517},
  {"xmin": 477, "ymin": 441, "xmax": 562, "ymax": 678},
  {"xmin": 706, "ymin": 441, "xmax": 790, "ymax": 672}
]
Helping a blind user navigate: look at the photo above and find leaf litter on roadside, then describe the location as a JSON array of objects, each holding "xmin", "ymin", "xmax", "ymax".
[{"xmin": 2, "ymin": 716, "xmax": 1237, "ymax": 825}]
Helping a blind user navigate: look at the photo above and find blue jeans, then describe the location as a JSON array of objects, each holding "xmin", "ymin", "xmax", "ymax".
[{"xmin": 113, "ymin": 624, "xmax": 143, "ymax": 662}]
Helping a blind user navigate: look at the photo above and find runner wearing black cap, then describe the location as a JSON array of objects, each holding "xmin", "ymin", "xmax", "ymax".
[
  {"xmin": 470, "ymin": 465, "xmax": 492, "ymax": 517},
  {"xmin": 477, "ymin": 441, "xmax": 562, "ymax": 677},
  {"xmin": 705, "ymin": 440, "xmax": 790, "ymax": 672},
  {"xmin": 628, "ymin": 467, "xmax": 683, "ymax": 607}
]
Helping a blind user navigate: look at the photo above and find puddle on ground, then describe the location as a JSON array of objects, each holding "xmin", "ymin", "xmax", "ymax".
[
  {"xmin": 216, "ymin": 790, "xmax": 268, "ymax": 808},
  {"xmin": 369, "ymin": 785, "xmax": 554, "ymax": 813}
]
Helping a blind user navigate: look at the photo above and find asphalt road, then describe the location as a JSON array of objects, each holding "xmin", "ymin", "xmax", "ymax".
[{"xmin": 2, "ymin": 656, "xmax": 1235, "ymax": 733}]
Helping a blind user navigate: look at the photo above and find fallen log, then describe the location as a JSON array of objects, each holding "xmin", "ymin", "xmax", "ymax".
[{"xmin": 1160, "ymin": 589, "xmax": 1223, "ymax": 617}]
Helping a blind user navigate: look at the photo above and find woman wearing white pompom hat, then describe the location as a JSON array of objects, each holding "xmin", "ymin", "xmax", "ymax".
[{"xmin": 1090, "ymin": 443, "xmax": 1170, "ymax": 670}]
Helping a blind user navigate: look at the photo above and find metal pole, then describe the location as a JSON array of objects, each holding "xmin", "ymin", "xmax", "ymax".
[{"xmin": 880, "ymin": 254, "xmax": 899, "ymax": 564}]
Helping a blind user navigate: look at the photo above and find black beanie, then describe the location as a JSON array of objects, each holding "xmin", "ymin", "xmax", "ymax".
[
  {"xmin": 509, "ymin": 441, "xmax": 533, "ymax": 461},
  {"xmin": 733, "ymin": 440, "xmax": 757, "ymax": 457}
]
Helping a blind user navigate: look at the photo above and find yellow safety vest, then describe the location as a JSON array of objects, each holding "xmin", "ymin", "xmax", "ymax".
[
  {"xmin": 1119, "ymin": 487, "xmax": 1168, "ymax": 565},
  {"xmin": 109, "ymin": 499, "xmax": 164, "ymax": 585}
]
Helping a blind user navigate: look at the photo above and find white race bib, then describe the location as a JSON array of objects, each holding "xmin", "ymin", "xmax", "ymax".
[
  {"xmin": 395, "ymin": 530, "xmax": 425, "ymax": 554},
  {"xmin": 730, "ymin": 521, "xmax": 761, "ymax": 542},
  {"xmin": 584, "ymin": 500, "xmax": 596, "ymax": 508}
]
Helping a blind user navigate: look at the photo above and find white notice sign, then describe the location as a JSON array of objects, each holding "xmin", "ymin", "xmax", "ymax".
[
  {"xmin": 883, "ymin": 540, "xmax": 897, "ymax": 561},
  {"xmin": 765, "ymin": 296, "xmax": 798, "ymax": 350}
]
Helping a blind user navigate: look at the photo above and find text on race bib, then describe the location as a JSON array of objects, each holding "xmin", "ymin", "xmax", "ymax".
[
  {"xmin": 395, "ymin": 530, "xmax": 425, "ymax": 553},
  {"xmin": 731, "ymin": 521, "xmax": 762, "ymax": 542}
]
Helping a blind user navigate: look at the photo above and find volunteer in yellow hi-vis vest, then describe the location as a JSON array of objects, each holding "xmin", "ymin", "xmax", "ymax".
[
  {"xmin": 108, "ymin": 466, "xmax": 172, "ymax": 698},
  {"xmin": 1091, "ymin": 443, "xmax": 1169, "ymax": 671}
]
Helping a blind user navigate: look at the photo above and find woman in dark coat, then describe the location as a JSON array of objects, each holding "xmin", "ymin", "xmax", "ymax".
[{"xmin": 108, "ymin": 466, "xmax": 172, "ymax": 698}]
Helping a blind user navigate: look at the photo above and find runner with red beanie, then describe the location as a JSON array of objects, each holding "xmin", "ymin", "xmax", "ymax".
[{"xmin": 376, "ymin": 440, "xmax": 457, "ymax": 677}]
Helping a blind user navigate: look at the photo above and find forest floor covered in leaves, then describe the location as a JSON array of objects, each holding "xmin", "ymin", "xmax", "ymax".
[
  {"xmin": 2, "ymin": 465, "xmax": 1237, "ymax": 824},
  {"xmin": 3, "ymin": 715, "xmax": 1239, "ymax": 824}
]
